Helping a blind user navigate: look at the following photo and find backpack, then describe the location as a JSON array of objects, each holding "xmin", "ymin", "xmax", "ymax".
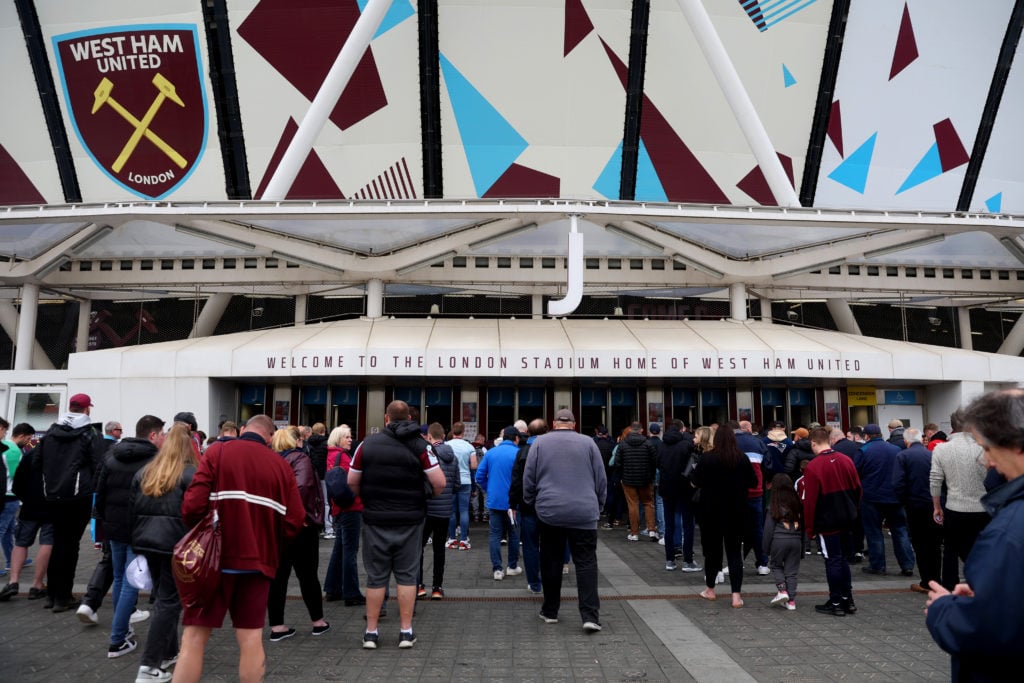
[{"xmin": 325, "ymin": 458, "xmax": 356, "ymax": 509}]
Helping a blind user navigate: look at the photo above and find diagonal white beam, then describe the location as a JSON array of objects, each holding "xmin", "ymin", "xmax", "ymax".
[{"xmin": 262, "ymin": 0, "xmax": 394, "ymax": 200}]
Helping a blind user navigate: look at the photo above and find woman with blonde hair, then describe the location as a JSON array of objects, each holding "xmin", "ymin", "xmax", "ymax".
[
  {"xmin": 130, "ymin": 421, "xmax": 196, "ymax": 682},
  {"xmin": 267, "ymin": 426, "xmax": 328, "ymax": 641},
  {"xmin": 323, "ymin": 425, "xmax": 365, "ymax": 606}
]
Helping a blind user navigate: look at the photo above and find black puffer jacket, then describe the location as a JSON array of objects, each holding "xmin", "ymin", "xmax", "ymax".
[
  {"xmin": 657, "ymin": 427, "xmax": 693, "ymax": 499},
  {"xmin": 426, "ymin": 441, "xmax": 458, "ymax": 519},
  {"xmin": 617, "ymin": 432, "xmax": 657, "ymax": 487},
  {"xmin": 307, "ymin": 433, "xmax": 329, "ymax": 479},
  {"xmin": 130, "ymin": 464, "xmax": 196, "ymax": 555},
  {"xmin": 95, "ymin": 438, "xmax": 159, "ymax": 543}
]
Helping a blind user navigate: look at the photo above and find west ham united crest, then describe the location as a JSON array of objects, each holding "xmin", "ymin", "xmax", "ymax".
[{"xmin": 53, "ymin": 24, "xmax": 208, "ymax": 200}]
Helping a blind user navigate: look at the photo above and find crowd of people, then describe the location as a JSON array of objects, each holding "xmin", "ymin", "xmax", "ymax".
[{"xmin": 0, "ymin": 389, "xmax": 1022, "ymax": 681}]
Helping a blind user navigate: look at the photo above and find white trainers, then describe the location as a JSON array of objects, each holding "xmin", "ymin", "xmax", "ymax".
[
  {"xmin": 505, "ymin": 566, "xmax": 523, "ymax": 576},
  {"xmin": 715, "ymin": 571, "xmax": 724, "ymax": 585},
  {"xmin": 445, "ymin": 538, "xmax": 458, "ymax": 549},
  {"xmin": 657, "ymin": 537, "xmax": 665, "ymax": 546},
  {"xmin": 76, "ymin": 603, "xmax": 98, "ymax": 625},
  {"xmin": 135, "ymin": 666, "xmax": 172, "ymax": 683},
  {"xmin": 130, "ymin": 609, "xmax": 150, "ymax": 624},
  {"xmin": 626, "ymin": 534, "xmax": 639, "ymax": 542},
  {"xmin": 582, "ymin": 621, "xmax": 602, "ymax": 633},
  {"xmin": 648, "ymin": 530, "xmax": 660, "ymax": 541},
  {"xmin": 493, "ymin": 570, "xmax": 504, "ymax": 581},
  {"xmin": 722, "ymin": 566, "xmax": 730, "ymax": 576},
  {"xmin": 770, "ymin": 591, "xmax": 790, "ymax": 606},
  {"xmin": 757, "ymin": 565, "xmax": 771, "ymax": 576},
  {"xmin": 785, "ymin": 601, "xmax": 796, "ymax": 611}
]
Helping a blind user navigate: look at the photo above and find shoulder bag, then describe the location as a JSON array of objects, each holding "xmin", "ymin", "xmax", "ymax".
[{"xmin": 172, "ymin": 503, "xmax": 222, "ymax": 609}]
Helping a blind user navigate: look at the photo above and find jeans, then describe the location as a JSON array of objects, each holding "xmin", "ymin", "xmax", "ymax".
[
  {"xmin": 743, "ymin": 496, "xmax": 769, "ymax": 566},
  {"xmin": 861, "ymin": 501, "xmax": 915, "ymax": 572},
  {"xmin": 418, "ymin": 516, "xmax": 449, "ymax": 588},
  {"xmin": 519, "ymin": 513, "xmax": 541, "ymax": 591},
  {"xmin": 655, "ymin": 490, "xmax": 665, "ymax": 536},
  {"xmin": 820, "ymin": 530, "xmax": 854, "ymax": 603},
  {"xmin": 108, "ymin": 540, "xmax": 138, "ymax": 645},
  {"xmin": 660, "ymin": 495, "xmax": 687, "ymax": 562},
  {"xmin": 324, "ymin": 510, "xmax": 362, "ymax": 600},
  {"xmin": 140, "ymin": 553, "xmax": 180, "ymax": 669},
  {"xmin": 538, "ymin": 522, "xmax": 599, "ymax": 624},
  {"xmin": 488, "ymin": 510, "xmax": 519, "ymax": 571},
  {"xmin": 448, "ymin": 485, "xmax": 471, "ymax": 542},
  {"xmin": 0, "ymin": 499, "xmax": 19, "ymax": 566}
]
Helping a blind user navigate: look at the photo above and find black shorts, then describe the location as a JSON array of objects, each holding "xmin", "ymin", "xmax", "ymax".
[{"xmin": 15, "ymin": 518, "xmax": 54, "ymax": 547}]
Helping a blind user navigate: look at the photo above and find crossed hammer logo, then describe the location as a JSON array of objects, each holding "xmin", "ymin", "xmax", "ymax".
[{"xmin": 92, "ymin": 73, "xmax": 188, "ymax": 173}]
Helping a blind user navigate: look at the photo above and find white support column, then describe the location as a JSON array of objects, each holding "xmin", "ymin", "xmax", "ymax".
[
  {"xmin": 547, "ymin": 215, "xmax": 584, "ymax": 316},
  {"xmin": 295, "ymin": 294, "xmax": 307, "ymax": 326},
  {"xmin": 997, "ymin": 313, "xmax": 1024, "ymax": 356},
  {"xmin": 189, "ymin": 293, "xmax": 232, "ymax": 339},
  {"xmin": 262, "ymin": 0, "xmax": 394, "ymax": 200},
  {"xmin": 366, "ymin": 279, "xmax": 384, "ymax": 318},
  {"xmin": 827, "ymin": 299, "xmax": 862, "ymax": 335},
  {"xmin": 532, "ymin": 294, "xmax": 544, "ymax": 319},
  {"xmin": 76, "ymin": 299, "xmax": 92, "ymax": 353},
  {"xmin": 958, "ymin": 307, "xmax": 973, "ymax": 351},
  {"xmin": 0, "ymin": 297, "xmax": 54, "ymax": 370},
  {"xmin": 760, "ymin": 297, "xmax": 773, "ymax": 323},
  {"xmin": 675, "ymin": 0, "xmax": 800, "ymax": 207},
  {"xmin": 729, "ymin": 283, "xmax": 747, "ymax": 322},
  {"xmin": 15, "ymin": 284, "xmax": 39, "ymax": 370}
]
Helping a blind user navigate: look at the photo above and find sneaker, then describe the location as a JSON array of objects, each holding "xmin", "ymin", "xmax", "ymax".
[
  {"xmin": 538, "ymin": 612, "xmax": 558, "ymax": 624},
  {"xmin": 665, "ymin": 562, "xmax": 678, "ymax": 571},
  {"xmin": 850, "ymin": 552, "xmax": 864, "ymax": 563},
  {"xmin": 841, "ymin": 597, "xmax": 858, "ymax": 614},
  {"xmin": 76, "ymin": 604, "xmax": 98, "ymax": 624},
  {"xmin": 0, "ymin": 568, "xmax": 6, "ymax": 577},
  {"xmin": 626, "ymin": 534, "xmax": 639, "ymax": 542},
  {"xmin": 770, "ymin": 591, "xmax": 790, "ymax": 606},
  {"xmin": 445, "ymin": 538, "xmax": 458, "ymax": 549},
  {"xmin": 458, "ymin": 540, "xmax": 471, "ymax": 550},
  {"xmin": 27, "ymin": 587, "xmax": 47, "ymax": 600},
  {"xmin": 681, "ymin": 561, "xmax": 702, "ymax": 573},
  {"xmin": 658, "ymin": 537, "xmax": 665, "ymax": 546},
  {"xmin": 269, "ymin": 628, "xmax": 296, "ymax": 642},
  {"xmin": 108, "ymin": 638, "xmax": 138, "ymax": 658},
  {"xmin": 362, "ymin": 631, "xmax": 379, "ymax": 649},
  {"xmin": 785, "ymin": 601, "xmax": 796, "ymax": 611},
  {"xmin": 398, "ymin": 630, "xmax": 417, "ymax": 649},
  {"xmin": 814, "ymin": 601, "xmax": 845, "ymax": 617},
  {"xmin": 0, "ymin": 582, "xmax": 18, "ymax": 602},
  {"xmin": 601, "ymin": 522, "xmax": 614, "ymax": 530},
  {"xmin": 23, "ymin": 558, "xmax": 33, "ymax": 567},
  {"xmin": 562, "ymin": 563, "xmax": 570, "ymax": 575},
  {"xmin": 505, "ymin": 566, "xmax": 523, "ymax": 576},
  {"xmin": 493, "ymin": 570, "xmax": 504, "ymax": 581},
  {"xmin": 135, "ymin": 666, "xmax": 172, "ymax": 683},
  {"xmin": 715, "ymin": 571, "xmax": 724, "ymax": 585},
  {"xmin": 312, "ymin": 622, "xmax": 331, "ymax": 636},
  {"xmin": 130, "ymin": 609, "xmax": 150, "ymax": 624},
  {"xmin": 500, "ymin": 538, "xmax": 507, "ymax": 545},
  {"xmin": 430, "ymin": 587, "xmax": 444, "ymax": 600},
  {"xmin": 426, "ymin": 536, "xmax": 432, "ymax": 544},
  {"xmin": 416, "ymin": 585, "xmax": 428, "ymax": 599},
  {"xmin": 159, "ymin": 656, "xmax": 178, "ymax": 670},
  {"xmin": 321, "ymin": 531, "xmax": 335, "ymax": 540},
  {"xmin": 582, "ymin": 621, "xmax": 602, "ymax": 633},
  {"xmin": 648, "ymin": 530, "xmax": 660, "ymax": 541},
  {"xmin": 527, "ymin": 585, "xmax": 542, "ymax": 594},
  {"xmin": 757, "ymin": 565, "xmax": 771, "ymax": 576},
  {"xmin": 722, "ymin": 566, "xmax": 730, "ymax": 576}
]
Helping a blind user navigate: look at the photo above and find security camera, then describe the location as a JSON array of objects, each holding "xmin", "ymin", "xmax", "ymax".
[
  {"xmin": 786, "ymin": 310, "xmax": 799, "ymax": 321},
  {"xmin": 928, "ymin": 316, "xmax": 942, "ymax": 327},
  {"xmin": 252, "ymin": 306, "xmax": 264, "ymax": 317}
]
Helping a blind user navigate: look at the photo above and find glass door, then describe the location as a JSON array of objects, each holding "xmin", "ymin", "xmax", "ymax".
[{"xmin": 7, "ymin": 386, "xmax": 65, "ymax": 435}]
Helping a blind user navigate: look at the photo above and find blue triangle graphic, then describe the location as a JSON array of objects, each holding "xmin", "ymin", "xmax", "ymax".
[
  {"xmin": 828, "ymin": 132, "xmax": 876, "ymax": 193},
  {"xmin": 440, "ymin": 53, "xmax": 528, "ymax": 197},
  {"xmin": 985, "ymin": 192, "xmax": 1003, "ymax": 213},
  {"xmin": 357, "ymin": 0, "xmax": 416, "ymax": 38},
  {"xmin": 782, "ymin": 63, "xmax": 797, "ymax": 88},
  {"xmin": 593, "ymin": 142, "xmax": 623, "ymax": 199},
  {"xmin": 635, "ymin": 139, "xmax": 668, "ymax": 202},
  {"xmin": 897, "ymin": 142, "xmax": 943, "ymax": 194}
]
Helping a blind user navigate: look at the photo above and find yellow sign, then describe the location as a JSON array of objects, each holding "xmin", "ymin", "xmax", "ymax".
[{"xmin": 847, "ymin": 386, "xmax": 877, "ymax": 406}]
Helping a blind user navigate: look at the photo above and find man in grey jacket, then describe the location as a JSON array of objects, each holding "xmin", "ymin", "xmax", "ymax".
[{"xmin": 524, "ymin": 409, "xmax": 606, "ymax": 633}]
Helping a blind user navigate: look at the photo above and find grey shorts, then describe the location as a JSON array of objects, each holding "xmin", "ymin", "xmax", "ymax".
[
  {"xmin": 361, "ymin": 521, "xmax": 425, "ymax": 588},
  {"xmin": 15, "ymin": 518, "xmax": 54, "ymax": 547}
]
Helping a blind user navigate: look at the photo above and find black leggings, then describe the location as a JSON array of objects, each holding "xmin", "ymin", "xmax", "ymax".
[
  {"xmin": 418, "ymin": 515, "xmax": 449, "ymax": 588},
  {"xmin": 268, "ymin": 526, "xmax": 324, "ymax": 626},
  {"xmin": 700, "ymin": 522, "xmax": 744, "ymax": 593}
]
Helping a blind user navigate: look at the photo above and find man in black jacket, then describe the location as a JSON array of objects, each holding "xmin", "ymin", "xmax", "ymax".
[
  {"xmin": 618, "ymin": 422, "xmax": 658, "ymax": 542},
  {"xmin": 306, "ymin": 423, "xmax": 331, "ymax": 538},
  {"xmin": 91, "ymin": 415, "xmax": 164, "ymax": 657}
]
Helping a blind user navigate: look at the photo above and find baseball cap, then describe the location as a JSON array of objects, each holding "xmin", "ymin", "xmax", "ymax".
[
  {"xmin": 649, "ymin": 422, "xmax": 661, "ymax": 434},
  {"xmin": 791, "ymin": 427, "xmax": 809, "ymax": 440},
  {"xmin": 502, "ymin": 426, "xmax": 519, "ymax": 441},
  {"xmin": 554, "ymin": 409, "xmax": 575, "ymax": 423},
  {"xmin": 863, "ymin": 423, "xmax": 882, "ymax": 435},
  {"xmin": 69, "ymin": 393, "xmax": 93, "ymax": 410},
  {"xmin": 174, "ymin": 411, "xmax": 198, "ymax": 431}
]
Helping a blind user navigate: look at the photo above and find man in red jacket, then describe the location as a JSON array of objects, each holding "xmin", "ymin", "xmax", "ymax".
[
  {"xmin": 803, "ymin": 428, "xmax": 863, "ymax": 617},
  {"xmin": 175, "ymin": 414, "xmax": 305, "ymax": 683}
]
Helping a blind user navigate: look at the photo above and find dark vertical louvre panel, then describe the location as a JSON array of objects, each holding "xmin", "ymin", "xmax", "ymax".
[
  {"xmin": 201, "ymin": 0, "xmax": 252, "ymax": 200},
  {"xmin": 620, "ymin": 0, "xmax": 650, "ymax": 201},
  {"xmin": 15, "ymin": 0, "xmax": 81, "ymax": 202},
  {"xmin": 418, "ymin": 0, "xmax": 443, "ymax": 198},
  {"xmin": 798, "ymin": 0, "xmax": 850, "ymax": 207}
]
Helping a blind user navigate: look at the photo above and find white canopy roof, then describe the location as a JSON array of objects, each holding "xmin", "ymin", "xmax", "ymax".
[{"xmin": 67, "ymin": 318, "xmax": 1024, "ymax": 383}]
